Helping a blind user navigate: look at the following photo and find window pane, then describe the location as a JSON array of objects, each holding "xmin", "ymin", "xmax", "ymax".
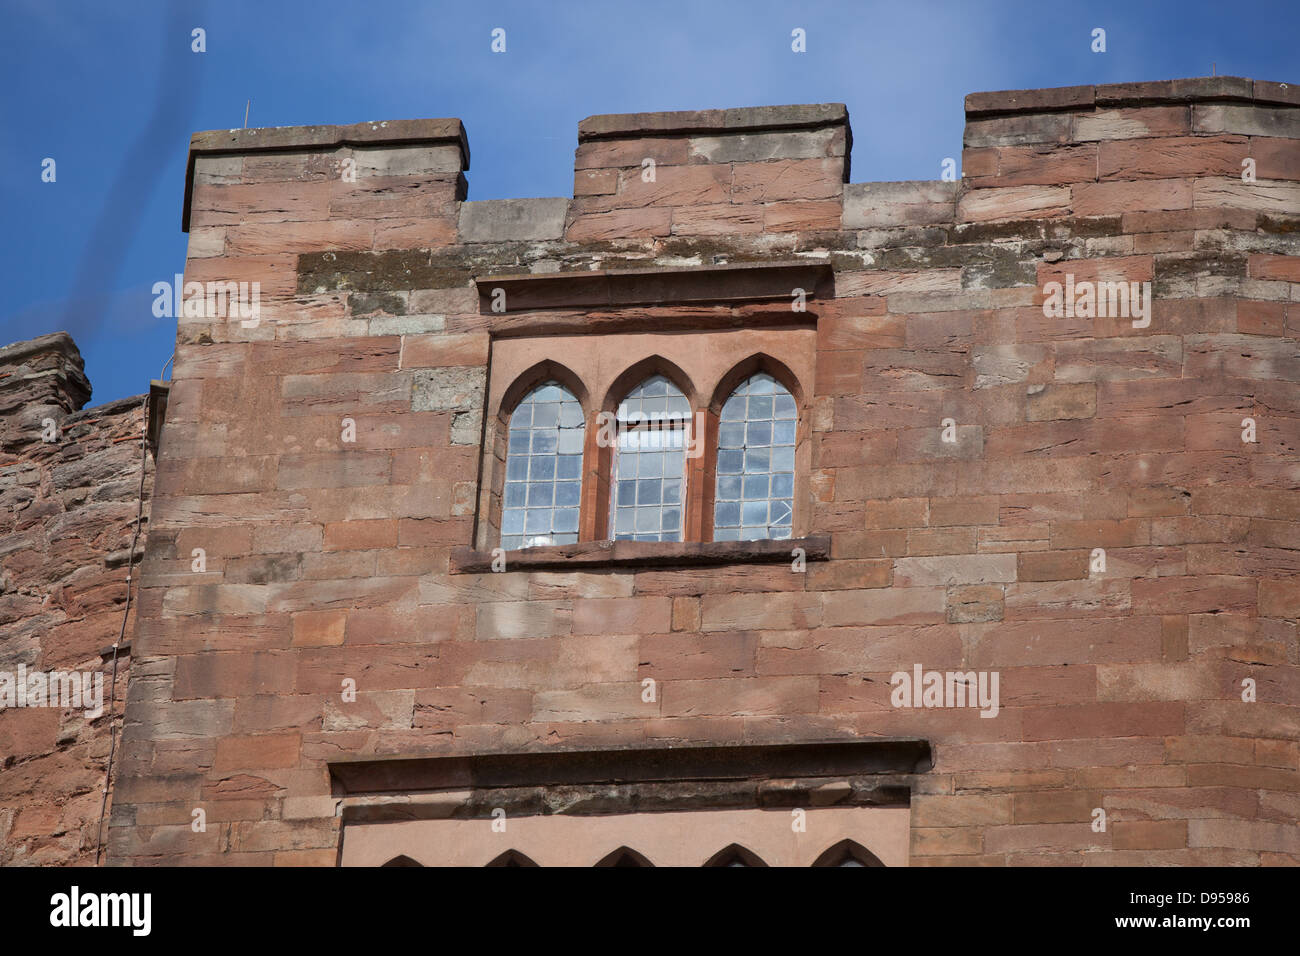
[
  {"xmin": 502, "ymin": 381, "xmax": 585, "ymax": 548},
  {"xmin": 555, "ymin": 481, "xmax": 581, "ymax": 507},
  {"xmin": 636, "ymin": 479, "xmax": 661, "ymax": 505},
  {"xmin": 713, "ymin": 372, "xmax": 797, "ymax": 541},
  {"xmin": 617, "ymin": 480, "xmax": 636, "ymax": 506},
  {"xmin": 557, "ymin": 455, "xmax": 582, "ymax": 480},
  {"xmin": 611, "ymin": 375, "xmax": 688, "ymax": 542}
]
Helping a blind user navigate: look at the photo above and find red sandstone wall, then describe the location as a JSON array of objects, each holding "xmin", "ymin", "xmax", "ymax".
[
  {"xmin": 0, "ymin": 334, "xmax": 151, "ymax": 865},
  {"xmin": 109, "ymin": 77, "xmax": 1299, "ymax": 865}
]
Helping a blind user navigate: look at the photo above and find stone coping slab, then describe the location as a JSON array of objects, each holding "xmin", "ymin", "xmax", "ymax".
[{"xmin": 966, "ymin": 76, "xmax": 1298, "ymax": 117}]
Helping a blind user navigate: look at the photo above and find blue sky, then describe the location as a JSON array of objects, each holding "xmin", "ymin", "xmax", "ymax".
[{"xmin": 2, "ymin": 0, "xmax": 1296, "ymax": 405}]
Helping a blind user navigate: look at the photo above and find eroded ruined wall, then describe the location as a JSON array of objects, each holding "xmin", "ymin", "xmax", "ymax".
[
  {"xmin": 0, "ymin": 333, "xmax": 151, "ymax": 865},
  {"xmin": 110, "ymin": 77, "xmax": 1299, "ymax": 866}
]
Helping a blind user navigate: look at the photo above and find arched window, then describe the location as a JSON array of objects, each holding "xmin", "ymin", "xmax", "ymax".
[
  {"xmin": 502, "ymin": 381, "xmax": 585, "ymax": 550},
  {"xmin": 380, "ymin": 854, "xmax": 422, "ymax": 867},
  {"xmin": 612, "ymin": 375, "xmax": 690, "ymax": 542},
  {"xmin": 713, "ymin": 372, "xmax": 796, "ymax": 541}
]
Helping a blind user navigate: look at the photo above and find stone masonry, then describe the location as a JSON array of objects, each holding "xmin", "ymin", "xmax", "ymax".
[
  {"xmin": 0, "ymin": 333, "xmax": 153, "ymax": 865},
  {"xmin": 75, "ymin": 76, "xmax": 1300, "ymax": 864}
]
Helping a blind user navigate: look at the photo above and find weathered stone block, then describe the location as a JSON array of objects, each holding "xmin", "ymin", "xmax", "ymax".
[
  {"xmin": 458, "ymin": 198, "xmax": 569, "ymax": 243},
  {"xmin": 411, "ymin": 366, "xmax": 485, "ymax": 413}
]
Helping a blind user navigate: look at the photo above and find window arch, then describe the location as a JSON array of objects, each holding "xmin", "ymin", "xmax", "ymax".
[
  {"xmin": 485, "ymin": 849, "xmax": 540, "ymax": 867},
  {"xmin": 703, "ymin": 844, "xmax": 769, "ymax": 867},
  {"xmin": 611, "ymin": 374, "xmax": 690, "ymax": 542},
  {"xmin": 811, "ymin": 839, "xmax": 885, "ymax": 867},
  {"xmin": 594, "ymin": 846, "xmax": 655, "ymax": 867},
  {"xmin": 380, "ymin": 854, "xmax": 423, "ymax": 867},
  {"xmin": 502, "ymin": 380, "xmax": 585, "ymax": 550},
  {"xmin": 712, "ymin": 371, "xmax": 797, "ymax": 541}
]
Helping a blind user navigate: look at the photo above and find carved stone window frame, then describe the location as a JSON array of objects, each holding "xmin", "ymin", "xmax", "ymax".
[{"xmin": 468, "ymin": 260, "xmax": 831, "ymax": 571}]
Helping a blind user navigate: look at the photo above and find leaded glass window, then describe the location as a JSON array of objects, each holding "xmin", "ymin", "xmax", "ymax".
[
  {"xmin": 713, "ymin": 372, "xmax": 796, "ymax": 541},
  {"xmin": 611, "ymin": 375, "xmax": 689, "ymax": 542},
  {"xmin": 501, "ymin": 381, "xmax": 584, "ymax": 550}
]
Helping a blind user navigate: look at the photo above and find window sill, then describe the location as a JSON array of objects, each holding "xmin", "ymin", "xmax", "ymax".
[{"xmin": 449, "ymin": 535, "xmax": 829, "ymax": 574}]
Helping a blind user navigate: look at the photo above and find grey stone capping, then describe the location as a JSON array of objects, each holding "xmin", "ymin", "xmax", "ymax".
[
  {"xmin": 965, "ymin": 76, "xmax": 1297, "ymax": 117},
  {"xmin": 578, "ymin": 102, "xmax": 849, "ymax": 141}
]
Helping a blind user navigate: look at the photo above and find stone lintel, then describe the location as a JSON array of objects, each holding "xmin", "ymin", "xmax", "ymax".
[
  {"xmin": 339, "ymin": 778, "xmax": 916, "ymax": 822},
  {"xmin": 331, "ymin": 738, "xmax": 934, "ymax": 798},
  {"xmin": 474, "ymin": 260, "xmax": 834, "ymax": 313}
]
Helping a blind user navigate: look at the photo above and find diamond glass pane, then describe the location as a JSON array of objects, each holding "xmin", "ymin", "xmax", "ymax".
[
  {"xmin": 613, "ymin": 375, "xmax": 689, "ymax": 542},
  {"xmin": 713, "ymin": 372, "xmax": 795, "ymax": 541},
  {"xmin": 502, "ymin": 382, "xmax": 584, "ymax": 550}
]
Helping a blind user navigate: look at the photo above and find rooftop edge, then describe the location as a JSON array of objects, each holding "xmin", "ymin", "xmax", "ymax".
[
  {"xmin": 965, "ymin": 76, "xmax": 1298, "ymax": 117},
  {"xmin": 576, "ymin": 102, "xmax": 849, "ymax": 141}
]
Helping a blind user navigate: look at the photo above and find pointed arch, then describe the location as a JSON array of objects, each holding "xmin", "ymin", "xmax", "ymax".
[
  {"xmin": 498, "ymin": 359, "xmax": 590, "ymax": 423},
  {"xmin": 601, "ymin": 354, "xmax": 698, "ymax": 413},
  {"xmin": 811, "ymin": 839, "xmax": 886, "ymax": 867},
  {"xmin": 380, "ymin": 854, "xmax": 423, "ymax": 867},
  {"xmin": 708, "ymin": 352, "xmax": 805, "ymax": 414},
  {"xmin": 485, "ymin": 849, "xmax": 540, "ymax": 867},
  {"xmin": 703, "ymin": 844, "xmax": 769, "ymax": 867},
  {"xmin": 595, "ymin": 356, "xmax": 698, "ymax": 542},
  {"xmin": 594, "ymin": 846, "xmax": 655, "ymax": 867},
  {"xmin": 497, "ymin": 370, "xmax": 588, "ymax": 551},
  {"xmin": 707, "ymin": 355, "xmax": 803, "ymax": 543}
]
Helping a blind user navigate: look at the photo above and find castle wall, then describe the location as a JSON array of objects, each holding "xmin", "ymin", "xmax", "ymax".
[{"xmin": 105, "ymin": 77, "xmax": 1299, "ymax": 866}]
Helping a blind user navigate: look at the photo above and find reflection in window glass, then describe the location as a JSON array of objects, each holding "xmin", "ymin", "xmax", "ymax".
[
  {"xmin": 501, "ymin": 381, "xmax": 584, "ymax": 550},
  {"xmin": 612, "ymin": 375, "xmax": 689, "ymax": 542},
  {"xmin": 713, "ymin": 372, "xmax": 796, "ymax": 541}
]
